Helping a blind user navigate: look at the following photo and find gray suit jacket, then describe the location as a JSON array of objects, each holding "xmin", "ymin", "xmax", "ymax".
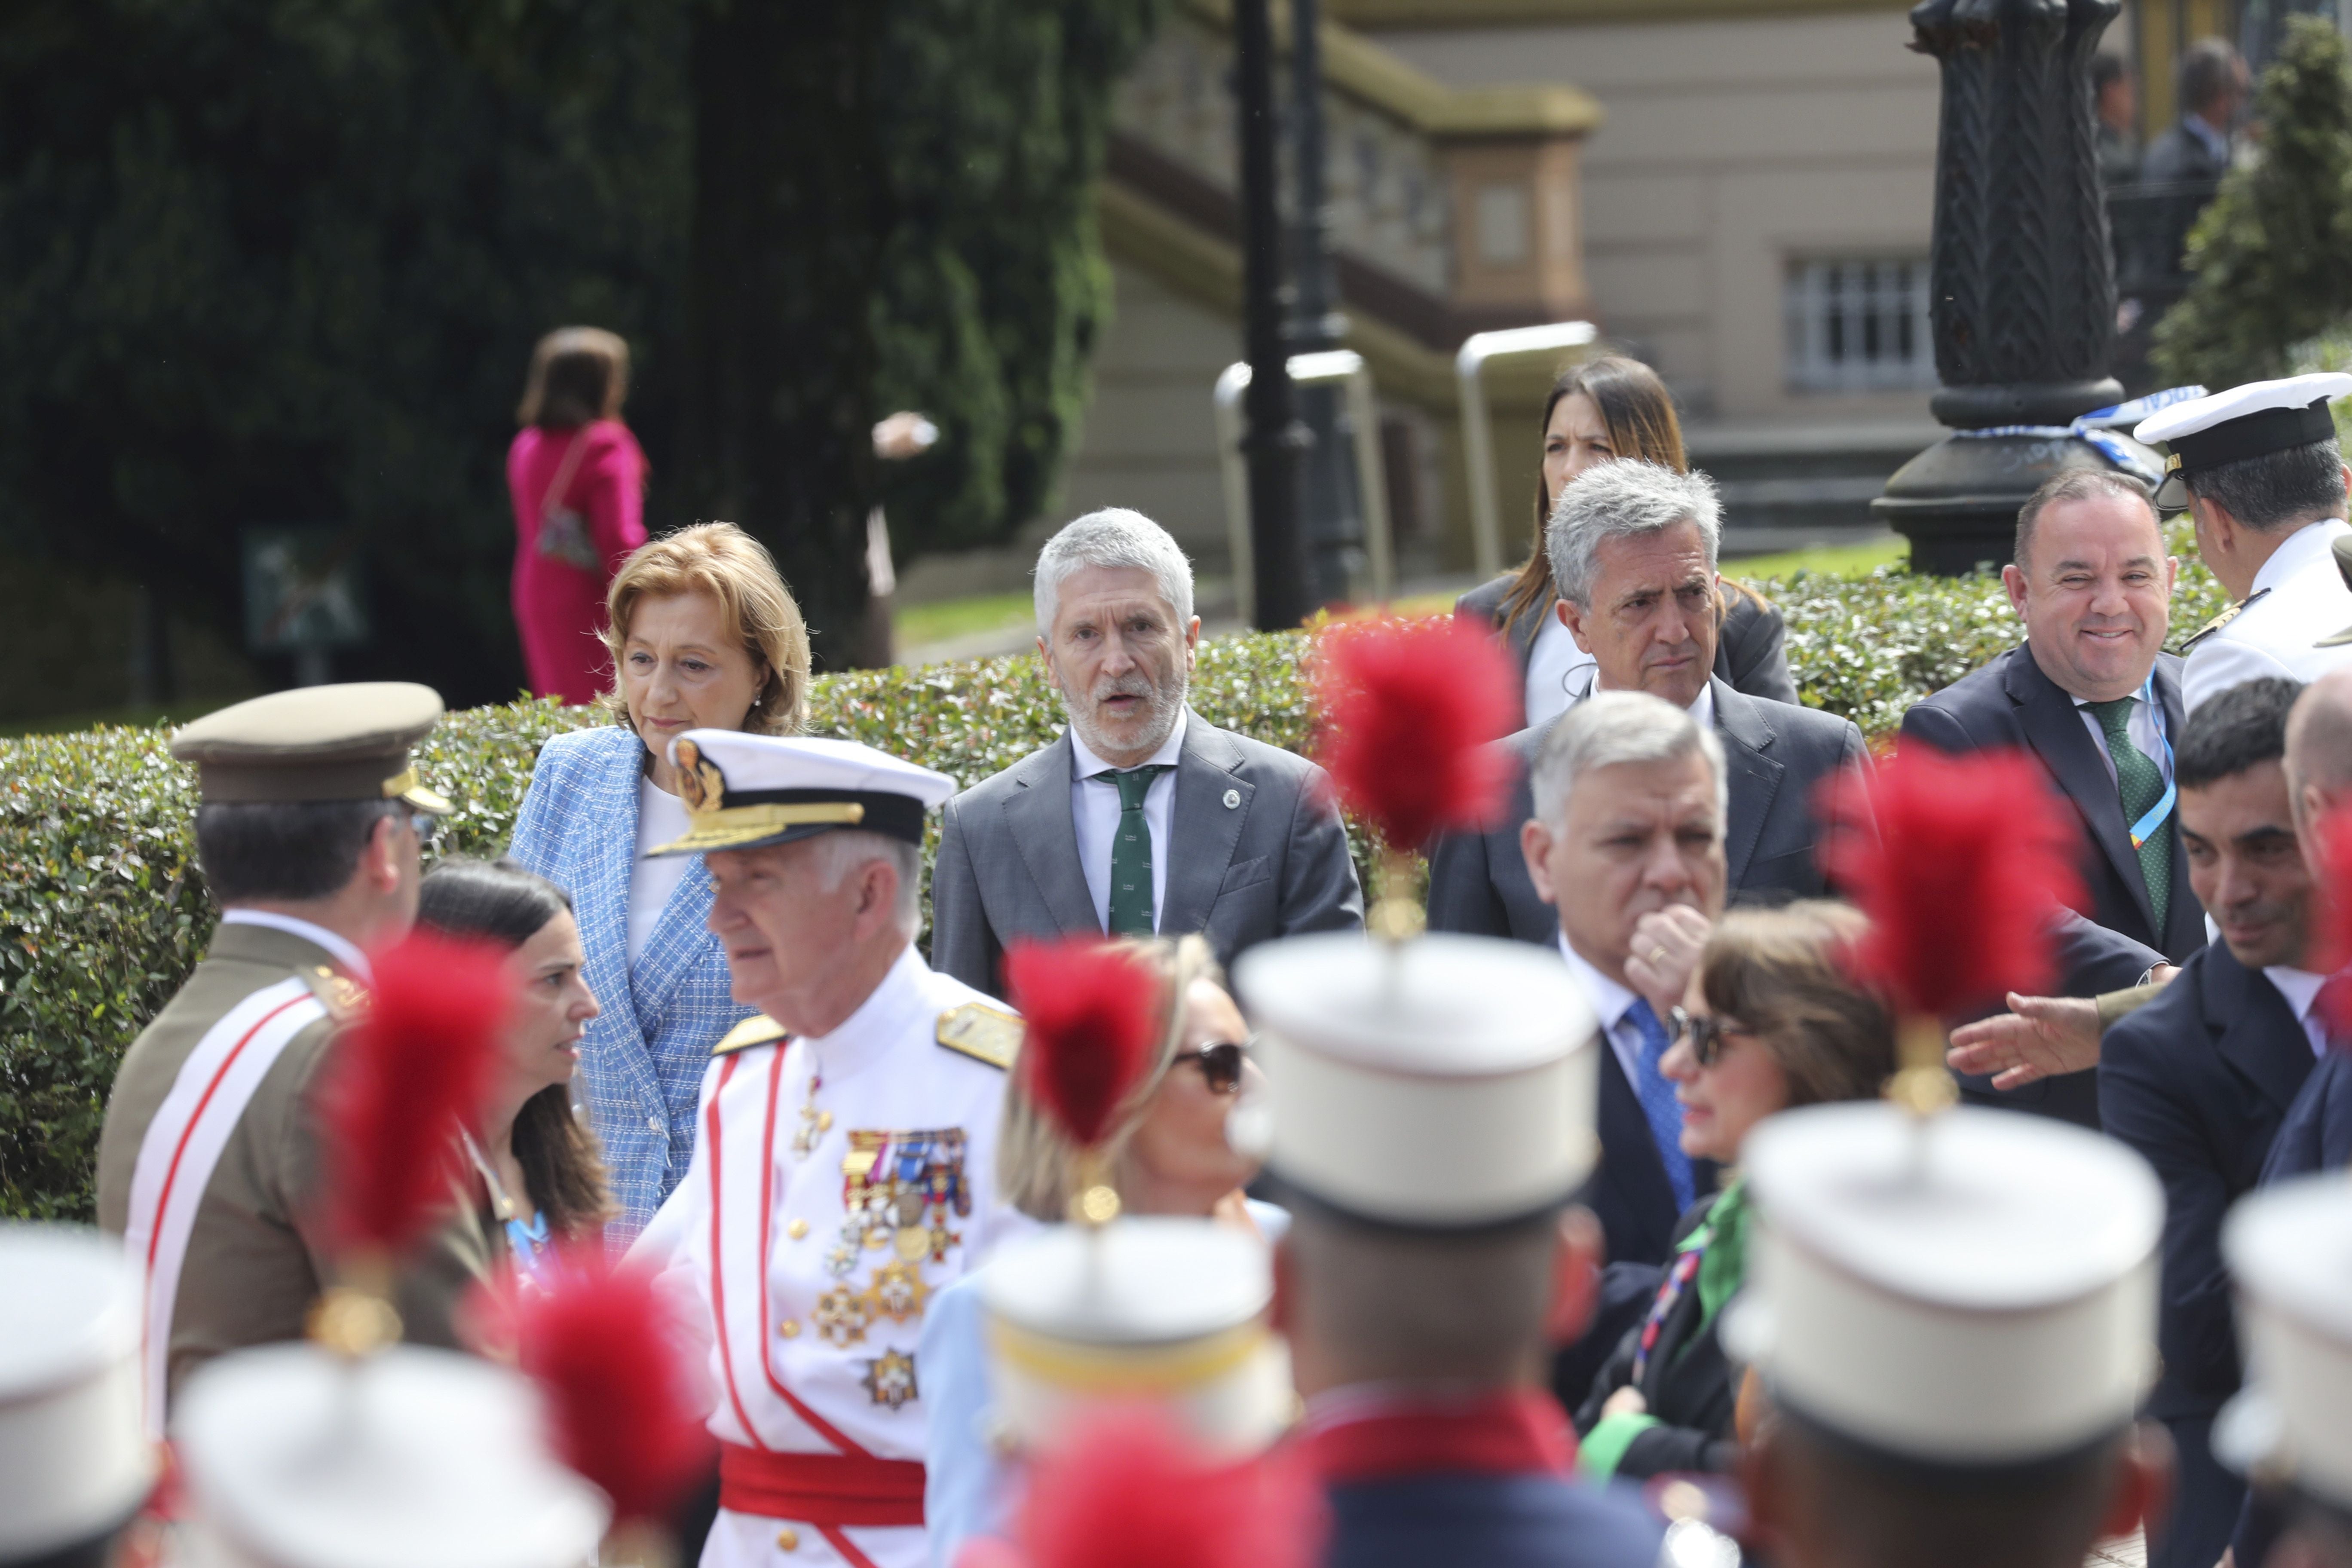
[
  {"xmin": 1425, "ymin": 678, "xmax": 1870, "ymax": 941},
  {"xmin": 928, "ymin": 712, "xmax": 1364, "ymax": 995}
]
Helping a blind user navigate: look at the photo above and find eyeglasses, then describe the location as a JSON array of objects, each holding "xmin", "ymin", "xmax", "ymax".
[
  {"xmin": 1173, "ymin": 1040, "xmax": 1248, "ymax": 1094},
  {"xmin": 1668, "ymin": 1007, "xmax": 1754, "ymax": 1069}
]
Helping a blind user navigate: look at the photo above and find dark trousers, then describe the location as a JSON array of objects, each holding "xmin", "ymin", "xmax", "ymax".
[{"xmin": 2152, "ymin": 1415, "xmax": 2245, "ymax": 1568}]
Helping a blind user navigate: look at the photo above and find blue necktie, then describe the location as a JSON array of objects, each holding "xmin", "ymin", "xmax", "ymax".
[{"xmin": 1625, "ymin": 998, "xmax": 1694, "ymax": 1212}]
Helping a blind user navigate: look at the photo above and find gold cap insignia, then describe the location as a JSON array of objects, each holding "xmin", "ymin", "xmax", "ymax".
[{"xmin": 674, "ymin": 738, "xmax": 726, "ymax": 815}]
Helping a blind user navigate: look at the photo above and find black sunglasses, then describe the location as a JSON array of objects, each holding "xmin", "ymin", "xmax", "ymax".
[
  {"xmin": 1668, "ymin": 1007, "xmax": 1752, "ymax": 1069},
  {"xmin": 1174, "ymin": 1040, "xmax": 1248, "ymax": 1094}
]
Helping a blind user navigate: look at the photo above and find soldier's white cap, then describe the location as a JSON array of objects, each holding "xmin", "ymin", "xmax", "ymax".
[
  {"xmin": 2215, "ymin": 1173, "xmax": 2352, "ymax": 1510},
  {"xmin": 1724, "ymin": 1104, "xmax": 2162, "ymax": 1467},
  {"xmin": 647, "ymin": 730, "xmax": 956, "ymax": 858},
  {"xmin": 171, "ymin": 683, "xmax": 452, "ymax": 813},
  {"xmin": 980, "ymin": 1218, "xmax": 1292, "ymax": 1458},
  {"xmin": 174, "ymin": 1344, "xmax": 609, "ymax": 1568},
  {"xmin": 1231, "ymin": 933, "xmax": 1598, "ymax": 1229},
  {"xmin": 2134, "ymin": 372, "xmax": 2352, "ymax": 509},
  {"xmin": 0, "ymin": 1225, "xmax": 153, "ymax": 1566}
]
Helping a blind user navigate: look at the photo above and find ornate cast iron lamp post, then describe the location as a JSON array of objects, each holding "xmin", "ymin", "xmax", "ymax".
[{"xmin": 1874, "ymin": 0, "xmax": 2159, "ymax": 573}]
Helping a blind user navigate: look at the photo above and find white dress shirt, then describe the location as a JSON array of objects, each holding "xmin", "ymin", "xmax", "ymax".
[
  {"xmin": 217, "ymin": 908, "xmax": 372, "ymax": 982},
  {"xmin": 2068, "ymin": 680, "xmax": 2174, "ymax": 795},
  {"xmin": 1577, "ymin": 676, "xmax": 1715, "ymax": 732},
  {"xmin": 629, "ymin": 775, "xmax": 694, "ymax": 964},
  {"xmin": 2263, "ymin": 965, "xmax": 2333, "ymax": 1059},
  {"xmin": 1557, "ymin": 935, "xmax": 1655, "ymax": 1106},
  {"xmin": 1525, "ymin": 612, "xmax": 1596, "ymax": 730},
  {"xmin": 1068, "ymin": 709, "xmax": 1188, "ymax": 933}
]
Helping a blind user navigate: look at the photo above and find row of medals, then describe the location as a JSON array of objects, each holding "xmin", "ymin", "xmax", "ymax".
[{"xmin": 797, "ymin": 1099, "xmax": 961, "ymax": 1350}]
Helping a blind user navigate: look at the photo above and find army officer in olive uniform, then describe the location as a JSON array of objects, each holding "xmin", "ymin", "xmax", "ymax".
[
  {"xmin": 632, "ymin": 730, "xmax": 1027, "ymax": 1568},
  {"xmin": 95, "ymin": 683, "xmax": 490, "ymax": 1436}
]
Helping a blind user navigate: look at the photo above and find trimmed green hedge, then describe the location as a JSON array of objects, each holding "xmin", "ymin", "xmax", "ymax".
[{"xmin": 0, "ymin": 522, "xmax": 2232, "ymax": 1219}]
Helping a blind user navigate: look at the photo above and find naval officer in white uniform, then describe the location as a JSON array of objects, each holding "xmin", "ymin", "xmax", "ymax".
[
  {"xmin": 634, "ymin": 732, "xmax": 1027, "ymax": 1568},
  {"xmin": 2134, "ymin": 372, "xmax": 2352, "ymax": 713}
]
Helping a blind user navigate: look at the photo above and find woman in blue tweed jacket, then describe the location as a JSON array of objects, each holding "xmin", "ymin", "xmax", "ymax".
[{"xmin": 508, "ymin": 523, "xmax": 812, "ymax": 1241}]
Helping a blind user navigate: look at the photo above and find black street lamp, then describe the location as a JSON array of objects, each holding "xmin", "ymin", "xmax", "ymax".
[
  {"xmin": 1873, "ymin": 0, "xmax": 2156, "ymax": 574},
  {"xmin": 1235, "ymin": 0, "xmax": 1314, "ymax": 631},
  {"xmin": 1288, "ymin": 0, "xmax": 1366, "ymax": 608}
]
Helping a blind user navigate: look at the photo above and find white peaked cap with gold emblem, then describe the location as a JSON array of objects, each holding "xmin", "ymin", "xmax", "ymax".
[
  {"xmin": 0, "ymin": 1225, "xmax": 154, "ymax": 1565},
  {"xmin": 2134, "ymin": 372, "xmax": 2352, "ymax": 508},
  {"xmin": 173, "ymin": 1344, "xmax": 609, "ymax": 1568},
  {"xmin": 647, "ymin": 729, "xmax": 958, "ymax": 858},
  {"xmin": 1231, "ymin": 932, "xmax": 1599, "ymax": 1228},
  {"xmin": 1725, "ymin": 1103, "xmax": 2162, "ymax": 1465},
  {"xmin": 2216, "ymin": 1173, "xmax": 2352, "ymax": 1510},
  {"xmin": 980, "ymin": 1217, "xmax": 1292, "ymax": 1458}
]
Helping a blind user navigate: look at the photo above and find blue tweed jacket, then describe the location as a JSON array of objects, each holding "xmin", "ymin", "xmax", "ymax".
[{"xmin": 507, "ymin": 723, "xmax": 753, "ymax": 1241}]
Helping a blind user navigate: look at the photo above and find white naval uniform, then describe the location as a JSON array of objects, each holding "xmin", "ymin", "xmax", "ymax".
[
  {"xmin": 2182, "ymin": 518, "xmax": 2352, "ymax": 713},
  {"xmin": 653, "ymin": 946, "xmax": 1023, "ymax": 1568}
]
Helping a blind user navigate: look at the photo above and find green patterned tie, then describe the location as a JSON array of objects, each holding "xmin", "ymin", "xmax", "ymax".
[
  {"xmin": 1105, "ymin": 765, "xmax": 1172, "ymax": 936},
  {"xmin": 2089, "ymin": 697, "xmax": 2170, "ymax": 931}
]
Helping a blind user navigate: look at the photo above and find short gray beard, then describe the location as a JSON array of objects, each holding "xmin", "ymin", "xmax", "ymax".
[{"xmin": 1064, "ymin": 665, "xmax": 1188, "ymax": 760}]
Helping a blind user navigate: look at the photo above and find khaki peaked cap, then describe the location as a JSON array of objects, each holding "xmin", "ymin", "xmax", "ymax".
[{"xmin": 170, "ymin": 683, "xmax": 452, "ymax": 812}]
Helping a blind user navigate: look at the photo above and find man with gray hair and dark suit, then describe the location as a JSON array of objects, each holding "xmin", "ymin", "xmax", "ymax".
[{"xmin": 928, "ymin": 507, "xmax": 1362, "ymax": 995}]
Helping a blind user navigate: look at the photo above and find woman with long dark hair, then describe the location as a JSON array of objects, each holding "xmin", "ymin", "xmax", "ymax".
[
  {"xmin": 1454, "ymin": 355, "xmax": 1798, "ymax": 729},
  {"xmin": 416, "ymin": 858, "xmax": 614, "ymax": 1277}
]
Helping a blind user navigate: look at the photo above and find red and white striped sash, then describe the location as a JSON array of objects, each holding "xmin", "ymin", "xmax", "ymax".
[{"xmin": 122, "ymin": 976, "xmax": 326, "ymax": 1438}]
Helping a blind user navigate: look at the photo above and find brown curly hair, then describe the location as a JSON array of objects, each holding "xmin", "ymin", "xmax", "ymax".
[{"xmin": 599, "ymin": 522, "xmax": 812, "ymax": 737}]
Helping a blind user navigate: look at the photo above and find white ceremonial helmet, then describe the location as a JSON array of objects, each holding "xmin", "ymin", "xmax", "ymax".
[
  {"xmin": 1725, "ymin": 1102, "xmax": 2163, "ymax": 1466},
  {"xmin": 1231, "ymin": 931, "xmax": 1599, "ymax": 1229},
  {"xmin": 980, "ymin": 1217, "xmax": 1292, "ymax": 1458},
  {"xmin": 0, "ymin": 1225, "xmax": 155, "ymax": 1567},
  {"xmin": 173, "ymin": 1343, "xmax": 609, "ymax": 1568},
  {"xmin": 2216, "ymin": 1173, "xmax": 2352, "ymax": 1511},
  {"xmin": 646, "ymin": 730, "xmax": 956, "ymax": 859}
]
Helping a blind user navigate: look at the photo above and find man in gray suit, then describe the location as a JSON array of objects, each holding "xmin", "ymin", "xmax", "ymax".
[
  {"xmin": 929, "ymin": 507, "xmax": 1363, "ymax": 995},
  {"xmin": 1427, "ymin": 459, "xmax": 1870, "ymax": 940}
]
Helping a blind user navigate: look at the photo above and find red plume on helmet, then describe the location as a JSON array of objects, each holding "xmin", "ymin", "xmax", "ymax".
[
  {"xmin": 1819, "ymin": 746, "xmax": 2084, "ymax": 1017},
  {"xmin": 1003, "ymin": 939, "xmax": 1164, "ymax": 1149},
  {"xmin": 317, "ymin": 932, "xmax": 512, "ymax": 1259},
  {"xmin": 1311, "ymin": 616, "xmax": 1516, "ymax": 855},
  {"xmin": 984, "ymin": 1405, "xmax": 1321, "ymax": 1568},
  {"xmin": 518, "ymin": 1250, "xmax": 713, "ymax": 1525}
]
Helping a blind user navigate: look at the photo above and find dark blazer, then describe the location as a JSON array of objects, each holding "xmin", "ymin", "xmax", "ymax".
[
  {"xmin": 2101, "ymin": 941, "xmax": 2315, "ymax": 1424},
  {"xmin": 1456, "ymin": 574, "xmax": 1799, "ymax": 729},
  {"xmin": 2261, "ymin": 1047, "xmax": 2352, "ymax": 1184},
  {"xmin": 1325, "ymin": 1474, "xmax": 1663, "ymax": 1568},
  {"xmin": 928, "ymin": 712, "xmax": 1364, "ymax": 996},
  {"xmin": 1574, "ymin": 1195, "xmax": 1739, "ymax": 1479},
  {"xmin": 1425, "ymin": 679, "xmax": 1870, "ymax": 943},
  {"xmin": 1899, "ymin": 644, "xmax": 2204, "ymax": 963}
]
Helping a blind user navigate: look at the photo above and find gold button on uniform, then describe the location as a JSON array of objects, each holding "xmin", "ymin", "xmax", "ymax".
[
  {"xmin": 778, "ymin": 1319, "xmax": 800, "ymax": 1338},
  {"xmin": 775, "ymin": 1527, "xmax": 799, "ymax": 1552},
  {"xmin": 787, "ymin": 1218, "xmax": 809, "ymax": 1239}
]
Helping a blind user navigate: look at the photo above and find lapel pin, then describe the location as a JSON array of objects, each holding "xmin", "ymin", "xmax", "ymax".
[{"xmin": 1222, "ymin": 788, "xmax": 1240, "ymax": 809}]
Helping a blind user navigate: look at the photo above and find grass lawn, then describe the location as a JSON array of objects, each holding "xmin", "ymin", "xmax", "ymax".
[
  {"xmin": 893, "ymin": 591, "xmax": 1035, "ymax": 649},
  {"xmin": 1723, "ymin": 535, "xmax": 1909, "ymax": 582}
]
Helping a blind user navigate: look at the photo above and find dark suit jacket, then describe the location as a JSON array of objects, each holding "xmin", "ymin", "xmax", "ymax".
[
  {"xmin": 1325, "ymin": 1474, "xmax": 1663, "ymax": 1568},
  {"xmin": 928, "ymin": 712, "xmax": 1364, "ymax": 996},
  {"xmin": 1589, "ymin": 1036, "xmax": 1721, "ymax": 1278},
  {"xmin": 1424, "ymin": 679, "xmax": 1870, "ymax": 943},
  {"xmin": 1899, "ymin": 644, "xmax": 2203, "ymax": 963},
  {"xmin": 1455, "ymin": 574, "xmax": 1799, "ymax": 729},
  {"xmin": 2101, "ymin": 942, "xmax": 2316, "ymax": 1424},
  {"xmin": 1574, "ymin": 1194, "xmax": 1740, "ymax": 1480},
  {"xmin": 2261, "ymin": 1047, "xmax": 2352, "ymax": 1183}
]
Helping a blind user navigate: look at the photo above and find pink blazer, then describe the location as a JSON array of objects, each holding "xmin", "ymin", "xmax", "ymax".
[{"xmin": 508, "ymin": 420, "xmax": 648, "ymax": 705}]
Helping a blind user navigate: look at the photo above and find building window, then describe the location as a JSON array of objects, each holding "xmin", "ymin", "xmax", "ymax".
[{"xmin": 1785, "ymin": 257, "xmax": 1936, "ymax": 394}]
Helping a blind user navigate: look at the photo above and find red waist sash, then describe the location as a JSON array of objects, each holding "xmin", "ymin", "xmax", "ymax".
[{"xmin": 718, "ymin": 1443, "xmax": 926, "ymax": 1528}]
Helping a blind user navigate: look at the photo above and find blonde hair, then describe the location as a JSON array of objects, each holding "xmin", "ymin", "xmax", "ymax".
[
  {"xmin": 517, "ymin": 327, "xmax": 631, "ymax": 429},
  {"xmin": 997, "ymin": 936, "xmax": 1220, "ymax": 1221},
  {"xmin": 600, "ymin": 523, "xmax": 812, "ymax": 736}
]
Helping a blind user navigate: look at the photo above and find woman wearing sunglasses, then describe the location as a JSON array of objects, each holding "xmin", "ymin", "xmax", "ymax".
[
  {"xmin": 922, "ymin": 934, "xmax": 1273, "ymax": 1567},
  {"xmin": 1575, "ymin": 902, "xmax": 1897, "ymax": 1484}
]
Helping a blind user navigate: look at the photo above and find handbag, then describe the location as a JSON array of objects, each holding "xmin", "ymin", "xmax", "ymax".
[{"xmin": 533, "ymin": 430, "xmax": 603, "ymax": 574}]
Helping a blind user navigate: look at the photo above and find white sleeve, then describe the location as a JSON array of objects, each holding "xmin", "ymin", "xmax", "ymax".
[{"xmin": 2181, "ymin": 635, "xmax": 2294, "ymax": 717}]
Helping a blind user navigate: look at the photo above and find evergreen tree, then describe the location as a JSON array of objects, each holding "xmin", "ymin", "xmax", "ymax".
[{"xmin": 2153, "ymin": 16, "xmax": 2352, "ymax": 389}]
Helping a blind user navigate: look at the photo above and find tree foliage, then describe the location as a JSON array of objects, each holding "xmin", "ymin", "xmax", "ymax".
[
  {"xmin": 0, "ymin": 0, "xmax": 1159, "ymax": 703},
  {"xmin": 2154, "ymin": 16, "xmax": 2352, "ymax": 388}
]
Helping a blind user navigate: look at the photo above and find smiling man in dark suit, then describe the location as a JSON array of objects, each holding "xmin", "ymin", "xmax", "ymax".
[
  {"xmin": 928, "ymin": 508, "xmax": 1362, "ymax": 996},
  {"xmin": 2101, "ymin": 677, "xmax": 2324, "ymax": 1568}
]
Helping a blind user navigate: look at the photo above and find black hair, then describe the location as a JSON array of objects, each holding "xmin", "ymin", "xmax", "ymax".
[
  {"xmin": 193, "ymin": 799, "xmax": 402, "ymax": 903},
  {"xmin": 415, "ymin": 858, "xmax": 610, "ymax": 1236},
  {"xmin": 2185, "ymin": 438, "xmax": 2349, "ymax": 532},
  {"xmin": 2176, "ymin": 677, "xmax": 2303, "ymax": 792},
  {"xmin": 2091, "ymin": 52, "xmax": 2128, "ymax": 93}
]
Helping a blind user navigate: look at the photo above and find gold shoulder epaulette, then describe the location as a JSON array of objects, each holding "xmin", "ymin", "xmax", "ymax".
[
  {"xmin": 2182, "ymin": 587, "xmax": 2271, "ymax": 652},
  {"xmin": 937, "ymin": 1002, "xmax": 1020, "ymax": 1070},
  {"xmin": 303, "ymin": 964, "xmax": 369, "ymax": 1020},
  {"xmin": 714, "ymin": 1014, "xmax": 790, "ymax": 1056}
]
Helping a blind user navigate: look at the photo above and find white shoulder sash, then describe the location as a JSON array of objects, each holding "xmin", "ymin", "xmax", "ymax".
[{"xmin": 122, "ymin": 976, "xmax": 328, "ymax": 1437}]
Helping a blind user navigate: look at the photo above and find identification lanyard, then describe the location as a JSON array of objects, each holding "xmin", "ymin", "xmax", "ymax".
[{"xmin": 2124, "ymin": 675, "xmax": 2177, "ymax": 851}]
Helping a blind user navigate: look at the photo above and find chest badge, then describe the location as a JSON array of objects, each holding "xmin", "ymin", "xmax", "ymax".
[{"xmin": 861, "ymin": 1348, "xmax": 918, "ymax": 1412}]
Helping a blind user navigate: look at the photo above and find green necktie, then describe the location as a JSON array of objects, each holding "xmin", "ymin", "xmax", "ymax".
[
  {"xmin": 2089, "ymin": 697, "xmax": 2170, "ymax": 931},
  {"xmin": 1104, "ymin": 765, "xmax": 1171, "ymax": 937}
]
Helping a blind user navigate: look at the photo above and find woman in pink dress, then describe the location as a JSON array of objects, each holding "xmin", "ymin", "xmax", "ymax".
[{"xmin": 508, "ymin": 327, "xmax": 650, "ymax": 703}]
